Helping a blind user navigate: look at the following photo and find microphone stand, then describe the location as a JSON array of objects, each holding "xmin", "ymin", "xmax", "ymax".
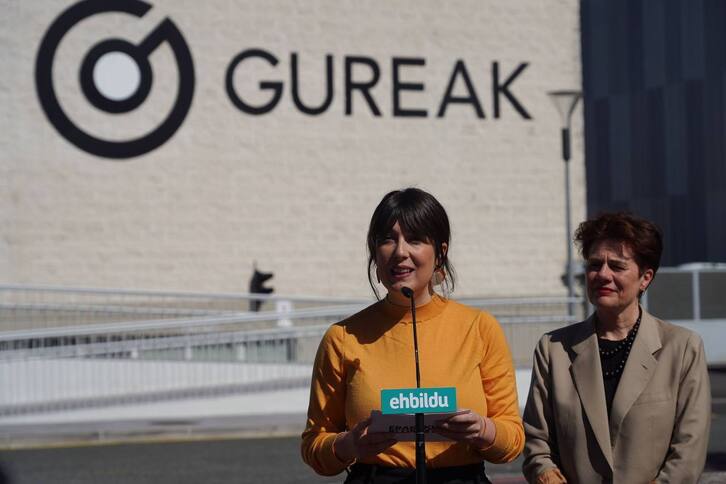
[{"xmin": 402, "ymin": 287, "xmax": 426, "ymax": 484}]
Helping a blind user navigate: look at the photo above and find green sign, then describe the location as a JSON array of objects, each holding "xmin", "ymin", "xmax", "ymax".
[{"xmin": 381, "ymin": 387, "xmax": 457, "ymax": 415}]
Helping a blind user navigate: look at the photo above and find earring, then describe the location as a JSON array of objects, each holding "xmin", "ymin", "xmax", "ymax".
[{"xmin": 432, "ymin": 268, "xmax": 445, "ymax": 286}]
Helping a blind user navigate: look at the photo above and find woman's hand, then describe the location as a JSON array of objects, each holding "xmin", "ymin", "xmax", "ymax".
[
  {"xmin": 535, "ymin": 468, "xmax": 568, "ymax": 484},
  {"xmin": 433, "ymin": 409, "xmax": 495, "ymax": 449},
  {"xmin": 333, "ymin": 417, "xmax": 397, "ymax": 464}
]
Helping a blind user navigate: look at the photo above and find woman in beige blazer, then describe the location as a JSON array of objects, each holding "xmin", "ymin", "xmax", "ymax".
[{"xmin": 522, "ymin": 212, "xmax": 711, "ymax": 484}]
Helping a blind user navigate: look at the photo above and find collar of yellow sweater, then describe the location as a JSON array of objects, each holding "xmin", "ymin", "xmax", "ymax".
[{"xmin": 379, "ymin": 293, "xmax": 448, "ymax": 324}]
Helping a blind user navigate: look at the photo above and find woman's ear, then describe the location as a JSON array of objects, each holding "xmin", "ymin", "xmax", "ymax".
[
  {"xmin": 640, "ymin": 267, "xmax": 654, "ymax": 293},
  {"xmin": 437, "ymin": 242, "xmax": 449, "ymax": 267}
]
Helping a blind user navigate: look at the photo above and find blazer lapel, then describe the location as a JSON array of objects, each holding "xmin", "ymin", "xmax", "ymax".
[
  {"xmin": 609, "ymin": 309, "xmax": 661, "ymax": 438},
  {"xmin": 570, "ymin": 316, "xmax": 614, "ymax": 469}
]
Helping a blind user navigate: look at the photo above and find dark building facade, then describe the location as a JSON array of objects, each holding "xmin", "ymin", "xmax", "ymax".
[{"xmin": 581, "ymin": 0, "xmax": 726, "ymax": 265}]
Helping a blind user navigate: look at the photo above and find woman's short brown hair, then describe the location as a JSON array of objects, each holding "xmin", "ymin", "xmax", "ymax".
[
  {"xmin": 574, "ymin": 212, "xmax": 663, "ymax": 274},
  {"xmin": 367, "ymin": 188, "xmax": 454, "ymax": 299}
]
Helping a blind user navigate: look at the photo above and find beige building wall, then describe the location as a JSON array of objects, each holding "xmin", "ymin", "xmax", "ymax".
[{"xmin": 1, "ymin": 0, "xmax": 585, "ymax": 298}]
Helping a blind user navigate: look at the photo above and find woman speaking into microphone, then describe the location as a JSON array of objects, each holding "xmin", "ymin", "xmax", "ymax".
[{"xmin": 301, "ymin": 188, "xmax": 524, "ymax": 483}]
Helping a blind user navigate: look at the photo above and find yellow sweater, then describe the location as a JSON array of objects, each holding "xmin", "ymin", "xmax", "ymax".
[{"xmin": 301, "ymin": 295, "xmax": 524, "ymax": 476}]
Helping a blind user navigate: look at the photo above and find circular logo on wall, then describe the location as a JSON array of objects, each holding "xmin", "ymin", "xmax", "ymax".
[{"xmin": 35, "ymin": 0, "xmax": 195, "ymax": 159}]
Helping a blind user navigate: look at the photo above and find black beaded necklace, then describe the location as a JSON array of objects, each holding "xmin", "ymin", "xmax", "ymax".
[{"xmin": 597, "ymin": 310, "xmax": 642, "ymax": 379}]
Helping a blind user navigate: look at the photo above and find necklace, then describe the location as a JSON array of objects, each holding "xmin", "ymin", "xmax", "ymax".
[{"xmin": 598, "ymin": 311, "xmax": 642, "ymax": 379}]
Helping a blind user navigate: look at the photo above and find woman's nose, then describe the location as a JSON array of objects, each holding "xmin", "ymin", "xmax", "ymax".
[
  {"xmin": 595, "ymin": 265, "xmax": 612, "ymax": 280},
  {"xmin": 394, "ymin": 238, "xmax": 410, "ymax": 257}
]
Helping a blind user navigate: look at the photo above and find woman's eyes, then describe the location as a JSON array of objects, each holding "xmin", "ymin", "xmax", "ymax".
[
  {"xmin": 377, "ymin": 236, "xmax": 425, "ymax": 245},
  {"xmin": 587, "ymin": 262, "xmax": 627, "ymax": 271}
]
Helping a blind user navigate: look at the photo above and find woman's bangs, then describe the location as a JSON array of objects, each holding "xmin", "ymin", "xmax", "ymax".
[
  {"xmin": 372, "ymin": 208, "xmax": 432, "ymax": 244},
  {"xmin": 397, "ymin": 208, "xmax": 434, "ymax": 243}
]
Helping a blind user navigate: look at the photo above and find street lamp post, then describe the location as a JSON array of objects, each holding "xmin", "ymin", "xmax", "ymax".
[{"xmin": 548, "ymin": 90, "xmax": 581, "ymax": 319}]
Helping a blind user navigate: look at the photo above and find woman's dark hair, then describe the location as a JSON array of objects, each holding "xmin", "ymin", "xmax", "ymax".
[
  {"xmin": 366, "ymin": 188, "xmax": 455, "ymax": 299},
  {"xmin": 574, "ymin": 212, "xmax": 663, "ymax": 274}
]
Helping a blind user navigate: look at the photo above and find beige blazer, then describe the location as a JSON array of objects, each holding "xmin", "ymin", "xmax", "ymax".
[{"xmin": 522, "ymin": 310, "xmax": 710, "ymax": 484}]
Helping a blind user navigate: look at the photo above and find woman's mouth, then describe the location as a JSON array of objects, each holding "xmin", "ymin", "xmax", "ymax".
[
  {"xmin": 390, "ymin": 267, "xmax": 414, "ymax": 280},
  {"xmin": 596, "ymin": 288, "xmax": 615, "ymax": 296}
]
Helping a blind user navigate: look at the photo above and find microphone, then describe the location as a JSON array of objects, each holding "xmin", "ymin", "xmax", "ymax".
[
  {"xmin": 402, "ymin": 287, "xmax": 426, "ymax": 483},
  {"xmin": 401, "ymin": 287, "xmax": 421, "ymax": 389}
]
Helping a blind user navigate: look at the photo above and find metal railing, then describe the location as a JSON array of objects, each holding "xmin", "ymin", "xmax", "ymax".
[
  {"xmin": 2, "ymin": 266, "xmax": 725, "ymax": 419},
  {"xmin": 0, "ymin": 324, "xmax": 333, "ymax": 416},
  {"xmin": 0, "ymin": 284, "xmax": 369, "ymax": 332},
  {"xmin": 0, "ymin": 284, "xmax": 586, "ymax": 417}
]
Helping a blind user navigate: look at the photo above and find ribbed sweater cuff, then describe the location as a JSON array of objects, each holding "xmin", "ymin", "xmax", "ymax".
[
  {"xmin": 320, "ymin": 433, "xmax": 351, "ymax": 475},
  {"xmin": 476, "ymin": 420, "xmax": 516, "ymax": 462}
]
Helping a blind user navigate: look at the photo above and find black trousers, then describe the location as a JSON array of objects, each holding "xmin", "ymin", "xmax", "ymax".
[{"xmin": 343, "ymin": 463, "xmax": 492, "ymax": 484}]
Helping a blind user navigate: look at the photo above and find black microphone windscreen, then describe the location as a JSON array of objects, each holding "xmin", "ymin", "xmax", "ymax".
[{"xmin": 401, "ymin": 287, "xmax": 414, "ymax": 298}]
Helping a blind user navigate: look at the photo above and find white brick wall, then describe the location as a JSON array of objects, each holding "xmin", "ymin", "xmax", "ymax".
[{"xmin": 1, "ymin": 0, "xmax": 585, "ymax": 298}]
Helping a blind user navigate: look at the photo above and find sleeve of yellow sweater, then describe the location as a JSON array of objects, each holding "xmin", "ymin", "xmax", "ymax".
[
  {"xmin": 476, "ymin": 311, "xmax": 525, "ymax": 463},
  {"xmin": 300, "ymin": 324, "xmax": 350, "ymax": 476}
]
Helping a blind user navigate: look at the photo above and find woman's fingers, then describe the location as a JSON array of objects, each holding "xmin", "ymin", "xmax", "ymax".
[
  {"xmin": 433, "ymin": 409, "xmax": 487, "ymax": 443},
  {"xmin": 351, "ymin": 417, "xmax": 372, "ymax": 434},
  {"xmin": 357, "ymin": 433, "xmax": 398, "ymax": 458},
  {"xmin": 340, "ymin": 417, "xmax": 397, "ymax": 460},
  {"xmin": 439, "ymin": 409, "xmax": 477, "ymax": 423},
  {"xmin": 361, "ymin": 430, "xmax": 396, "ymax": 443},
  {"xmin": 438, "ymin": 423, "xmax": 481, "ymax": 434},
  {"xmin": 357, "ymin": 427, "xmax": 397, "ymax": 458},
  {"xmin": 434, "ymin": 424, "xmax": 480, "ymax": 438},
  {"xmin": 334, "ymin": 417, "xmax": 375, "ymax": 462},
  {"xmin": 438, "ymin": 420, "xmax": 481, "ymax": 432},
  {"xmin": 435, "ymin": 410, "xmax": 480, "ymax": 431}
]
